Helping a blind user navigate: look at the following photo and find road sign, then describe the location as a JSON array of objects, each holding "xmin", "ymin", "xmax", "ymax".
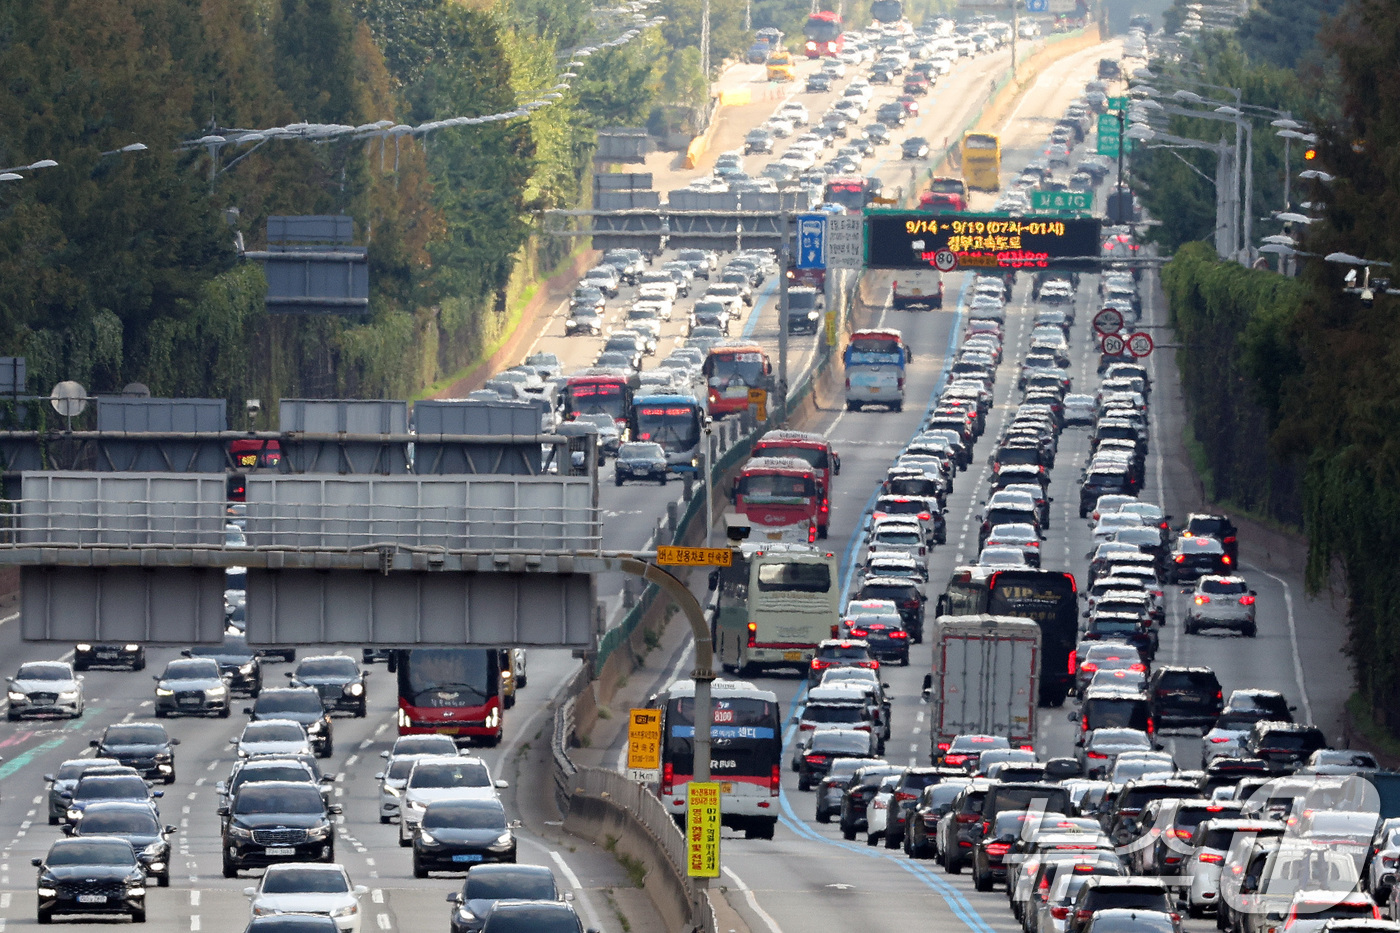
[
  {"xmin": 824, "ymin": 310, "xmax": 838, "ymax": 346},
  {"xmin": 656, "ymin": 546, "xmax": 734, "ymax": 567},
  {"xmin": 825, "ymin": 215, "xmax": 864, "ymax": 270},
  {"xmin": 1100, "ymin": 333, "xmax": 1127, "ymax": 356},
  {"xmin": 748, "ymin": 387, "xmax": 767, "ymax": 421},
  {"xmin": 933, "ymin": 249, "xmax": 958, "ymax": 272},
  {"xmin": 686, "ymin": 782, "xmax": 721, "ymax": 878},
  {"xmin": 626, "ymin": 708, "xmax": 662, "ymax": 781},
  {"xmin": 1026, "ymin": 0, "xmax": 1048, "ymax": 10},
  {"xmin": 1031, "ymin": 190, "xmax": 1094, "ymax": 213},
  {"xmin": 796, "ymin": 214, "xmax": 825, "ymax": 270},
  {"xmin": 1107, "ymin": 96, "xmax": 1128, "ymax": 112},
  {"xmin": 1126, "ymin": 331, "xmax": 1155, "ymax": 358},
  {"xmin": 865, "ymin": 213, "xmax": 1103, "ymax": 272},
  {"xmin": 1092, "ymin": 308, "xmax": 1124, "ymax": 335}
]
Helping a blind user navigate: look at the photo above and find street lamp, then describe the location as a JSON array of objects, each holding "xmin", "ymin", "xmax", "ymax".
[{"xmin": 1299, "ymin": 169, "xmax": 1335, "ymax": 183}]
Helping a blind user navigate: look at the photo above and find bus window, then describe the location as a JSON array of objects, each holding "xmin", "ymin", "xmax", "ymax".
[{"xmin": 757, "ymin": 561, "xmax": 832, "ymax": 593}]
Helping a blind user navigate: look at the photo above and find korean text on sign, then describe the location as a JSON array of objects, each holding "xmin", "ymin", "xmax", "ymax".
[{"xmin": 686, "ymin": 782, "xmax": 721, "ymax": 877}]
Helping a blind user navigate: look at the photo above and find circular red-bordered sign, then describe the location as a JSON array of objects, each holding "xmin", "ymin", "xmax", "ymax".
[
  {"xmin": 1126, "ymin": 331, "xmax": 1155, "ymax": 358},
  {"xmin": 1101, "ymin": 333, "xmax": 1127, "ymax": 356},
  {"xmin": 933, "ymin": 249, "xmax": 958, "ymax": 272},
  {"xmin": 1093, "ymin": 308, "xmax": 1124, "ymax": 335}
]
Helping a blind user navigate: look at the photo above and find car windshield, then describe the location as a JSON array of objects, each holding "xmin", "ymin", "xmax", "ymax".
[
  {"xmin": 803, "ymin": 704, "xmax": 868, "ymax": 724},
  {"xmin": 423, "ymin": 802, "xmax": 506, "ymax": 830},
  {"xmin": 410, "ymin": 761, "xmax": 491, "ymax": 789},
  {"xmin": 235, "ymin": 765, "xmax": 311, "ymax": 787},
  {"xmin": 19, "ymin": 663, "xmax": 71, "ymax": 680},
  {"xmin": 813, "ymin": 733, "xmax": 871, "ymax": 754},
  {"xmin": 236, "ymin": 785, "xmax": 324, "ymax": 814},
  {"xmin": 46, "ymin": 840, "xmax": 134, "ymax": 867},
  {"xmin": 463, "ymin": 869, "xmax": 556, "ymax": 900},
  {"xmin": 619, "ymin": 443, "xmax": 665, "ymax": 459},
  {"xmin": 297, "ymin": 658, "xmax": 358, "ymax": 678},
  {"xmin": 474, "ymin": 905, "xmax": 580, "ymax": 933},
  {"xmin": 77, "ymin": 775, "xmax": 149, "ymax": 799},
  {"xmin": 258, "ymin": 692, "xmax": 324, "ymax": 714},
  {"xmin": 103, "ymin": 725, "xmax": 167, "ymax": 745},
  {"xmin": 261, "ymin": 868, "xmax": 349, "ymax": 894},
  {"xmin": 1092, "ymin": 730, "xmax": 1149, "ymax": 748},
  {"xmin": 245, "ymin": 723, "xmax": 307, "ymax": 743},
  {"xmin": 1201, "ymin": 579, "xmax": 1247, "ymax": 595},
  {"xmin": 1089, "ymin": 912, "xmax": 1175, "ymax": 933},
  {"xmin": 190, "ymin": 634, "xmax": 251, "ymax": 657},
  {"xmin": 79, "ymin": 809, "xmax": 161, "ymax": 835},
  {"xmin": 820, "ymin": 645, "xmax": 872, "ymax": 660},
  {"xmin": 164, "ymin": 660, "xmax": 219, "ymax": 680}
]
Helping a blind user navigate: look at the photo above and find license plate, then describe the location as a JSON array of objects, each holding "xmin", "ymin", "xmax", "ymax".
[
  {"xmin": 179, "ymin": 697, "xmax": 199, "ymax": 705},
  {"xmin": 869, "ymin": 387, "xmax": 879, "ymax": 393},
  {"xmin": 452, "ymin": 854, "xmax": 484, "ymax": 863},
  {"xmin": 96, "ymin": 652, "xmax": 118, "ymax": 659},
  {"xmin": 77, "ymin": 895, "xmax": 107, "ymax": 904},
  {"xmin": 783, "ymin": 651, "xmax": 803, "ymax": 661},
  {"xmin": 265, "ymin": 847, "xmax": 296, "ymax": 856},
  {"xmin": 721, "ymin": 782, "xmax": 733, "ymax": 793}
]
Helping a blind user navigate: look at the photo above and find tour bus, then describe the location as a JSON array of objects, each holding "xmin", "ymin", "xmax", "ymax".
[
  {"xmin": 702, "ymin": 344, "xmax": 772, "ymax": 417},
  {"xmin": 393, "ymin": 648, "xmax": 506, "ymax": 747},
  {"xmin": 653, "ymin": 678, "xmax": 782, "ymax": 839},
  {"xmin": 844, "ymin": 328, "xmax": 911, "ymax": 411},
  {"xmin": 962, "ymin": 132, "xmax": 1001, "ymax": 192},
  {"xmin": 803, "ymin": 10, "xmax": 844, "ymax": 57},
  {"xmin": 935, "ymin": 567, "xmax": 1079, "ymax": 705},
  {"xmin": 627, "ymin": 393, "xmax": 704, "ymax": 474},
  {"xmin": 751, "ymin": 430, "xmax": 840, "ymax": 538},
  {"xmin": 918, "ymin": 176, "xmax": 969, "ymax": 212},
  {"xmin": 732, "ymin": 456, "xmax": 821, "ymax": 544},
  {"xmin": 561, "ymin": 371, "xmax": 633, "ymax": 433},
  {"xmin": 710, "ymin": 543, "xmax": 842, "ymax": 675}
]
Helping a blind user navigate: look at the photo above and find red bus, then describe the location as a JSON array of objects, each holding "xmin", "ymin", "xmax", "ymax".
[
  {"xmin": 824, "ymin": 176, "xmax": 875, "ymax": 212},
  {"xmin": 732, "ymin": 456, "xmax": 820, "ymax": 544},
  {"xmin": 702, "ymin": 345, "xmax": 772, "ymax": 417},
  {"xmin": 752, "ymin": 430, "xmax": 840, "ymax": 539},
  {"xmin": 918, "ymin": 176, "xmax": 968, "ymax": 212},
  {"xmin": 561, "ymin": 371, "xmax": 633, "ymax": 431},
  {"xmin": 229, "ymin": 438, "xmax": 282, "ymax": 470},
  {"xmin": 803, "ymin": 11, "xmax": 844, "ymax": 57},
  {"xmin": 394, "ymin": 648, "xmax": 505, "ymax": 747}
]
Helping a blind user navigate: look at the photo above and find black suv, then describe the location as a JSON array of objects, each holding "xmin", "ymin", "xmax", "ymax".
[
  {"xmin": 184, "ymin": 633, "xmax": 262, "ymax": 696},
  {"xmin": 878, "ymin": 767, "xmax": 955, "ymax": 850},
  {"xmin": 1147, "ymin": 666, "xmax": 1222, "ymax": 730},
  {"xmin": 89, "ymin": 722, "xmax": 180, "ymax": 784},
  {"xmin": 852, "ymin": 578, "xmax": 927, "ymax": 642},
  {"xmin": 1068, "ymin": 878, "xmax": 1176, "ymax": 933},
  {"xmin": 246, "ymin": 688, "xmax": 334, "ymax": 758},
  {"xmin": 938, "ymin": 780, "xmax": 993, "ymax": 874},
  {"xmin": 219, "ymin": 780, "xmax": 341, "ymax": 877},
  {"xmin": 1244, "ymin": 721, "xmax": 1327, "ymax": 774},
  {"xmin": 837, "ymin": 764, "xmax": 902, "ymax": 840},
  {"xmin": 1079, "ymin": 469, "xmax": 1135, "ymax": 518},
  {"xmin": 1181, "ymin": 513, "xmax": 1239, "ymax": 562}
]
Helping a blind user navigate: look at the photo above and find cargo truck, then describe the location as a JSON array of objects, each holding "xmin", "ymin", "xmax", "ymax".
[{"xmin": 923, "ymin": 614, "xmax": 1041, "ymax": 763}]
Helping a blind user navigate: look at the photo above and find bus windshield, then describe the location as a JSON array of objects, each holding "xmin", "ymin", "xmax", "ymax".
[
  {"xmin": 755, "ymin": 444, "xmax": 829, "ymax": 469},
  {"xmin": 634, "ymin": 404, "xmax": 700, "ymax": 452},
  {"xmin": 757, "ymin": 561, "xmax": 832, "ymax": 593},
  {"xmin": 965, "ymin": 134, "xmax": 999, "ymax": 151},
  {"xmin": 708, "ymin": 352, "xmax": 766, "ymax": 387},
  {"xmin": 931, "ymin": 178, "xmax": 967, "ymax": 195},
  {"xmin": 397, "ymin": 649, "xmax": 493, "ymax": 707},
  {"xmin": 739, "ymin": 473, "xmax": 815, "ymax": 500},
  {"xmin": 566, "ymin": 382, "xmax": 628, "ymax": 420},
  {"xmin": 804, "ymin": 13, "xmax": 841, "ymax": 41},
  {"xmin": 824, "ymin": 180, "xmax": 866, "ymax": 210}
]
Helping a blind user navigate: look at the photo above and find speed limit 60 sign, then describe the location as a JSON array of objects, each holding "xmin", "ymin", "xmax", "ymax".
[
  {"xmin": 1101, "ymin": 333, "xmax": 1127, "ymax": 356},
  {"xmin": 1126, "ymin": 331, "xmax": 1154, "ymax": 358}
]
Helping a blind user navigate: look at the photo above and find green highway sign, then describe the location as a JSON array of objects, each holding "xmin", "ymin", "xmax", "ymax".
[
  {"xmin": 1097, "ymin": 113, "xmax": 1131, "ymax": 158},
  {"xmin": 1107, "ymin": 96, "xmax": 1128, "ymax": 111},
  {"xmin": 1031, "ymin": 190, "xmax": 1094, "ymax": 213}
]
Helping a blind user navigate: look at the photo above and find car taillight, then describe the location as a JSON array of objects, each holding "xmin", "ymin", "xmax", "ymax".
[
  {"xmin": 1171, "ymin": 828, "xmax": 1194, "ymax": 839},
  {"xmin": 944, "ymin": 754, "xmax": 967, "ymax": 766},
  {"xmin": 1199, "ymin": 852, "xmax": 1224, "ymax": 864},
  {"xmin": 861, "ymin": 660, "xmax": 879, "ymax": 669},
  {"xmin": 956, "ymin": 812, "xmax": 978, "ymax": 823},
  {"xmin": 805, "ymin": 754, "xmax": 827, "ymax": 764},
  {"xmin": 770, "ymin": 764, "xmax": 781, "ymax": 796},
  {"xmin": 811, "ymin": 658, "xmax": 832, "ymax": 670},
  {"xmin": 845, "ymin": 377, "xmax": 851, "ymax": 389},
  {"xmin": 896, "ymin": 791, "xmax": 917, "ymax": 802},
  {"xmin": 1240, "ymin": 595, "xmax": 1256, "ymax": 605},
  {"xmin": 821, "ymin": 497, "xmax": 829, "ymax": 516},
  {"xmin": 1068, "ymin": 654, "xmax": 1077, "ymax": 674},
  {"xmin": 1195, "ymin": 595, "xmax": 1210, "ymax": 605},
  {"xmin": 902, "ymin": 599, "xmax": 920, "ymax": 609},
  {"xmin": 981, "ymin": 820, "xmax": 991, "ymax": 835},
  {"xmin": 937, "ymin": 742, "xmax": 951, "ymax": 751},
  {"xmin": 1222, "ymin": 555, "xmax": 1232, "ymax": 564},
  {"xmin": 747, "ymin": 621, "xmax": 757, "ymax": 646},
  {"xmin": 1130, "ymin": 663, "xmax": 1145, "ymax": 671},
  {"xmin": 799, "ymin": 723, "xmax": 815, "ymax": 731},
  {"xmin": 849, "ymin": 628, "xmax": 868, "ymax": 637},
  {"xmin": 1086, "ymin": 751, "xmax": 1107, "ymax": 759},
  {"xmin": 1050, "ymin": 907, "xmax": 1071, "ymax": 920},
  {"xmin": 854, "ymin": 724, "xmax": 871, "ymax": 732},
  {"xmin": 1082, "ymin": 716, "xmax": 1088, "ymax": 731},
  {"xmin": 1224, "ymin": 535, "xmax": 1236, "ymax": 544},
  {"xmin": 897, "ymin": 377, "xmax": 905, "ymax": 390},
  {"xmin": 661, "ymin": 761, "xmax": 674, "ymax": 794},
  {"xmin": 1209, "ymin": 736, "xmax": 1231, "ymax": 743},
  {"xmin": 809, "ymin": 525, "xmax": 817, "ymax": 544},
  {"xmin": 1076, "ymin": 909, "xmax": 1093, "ymax": 921},
  {"xmin": 986, "ymin": 842, "xmax": 1011, "ymax": 856},
  {"xmin": 1080, "ymin": 662, "xmax": 1098, "ymax": 673},
  {"xmin": 1175, "ymin": 555, "xmax": 1186, "ymax": 563},
  {"xmin": 890, "ymin": 630, "xmax": 909, "ymax": 639},
  {"xmin": 919, "ymin": 512, "xmax": 931, "ymax": 520}
]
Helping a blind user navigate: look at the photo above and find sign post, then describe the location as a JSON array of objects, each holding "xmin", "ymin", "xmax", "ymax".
[
  {"xmin": 1031, "ymin": 190, "xmax": 1094, "ymax": 214},
  {"xmin": 686, "ymin": 782, "xmax": 722, "ymax": 878},
  {"xmin": 1097, "ymin": 113, "xmax": 1122, "ymax": 158},
  {"xmin": 748, "ymin": 387, "xmax": 767, "ymax": 422},
  {"xmin": 626, "ymin": 709, "xmax": 662, "ymax": 783}
]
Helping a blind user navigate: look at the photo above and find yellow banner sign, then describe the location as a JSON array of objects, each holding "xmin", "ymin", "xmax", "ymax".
[
  {"xmin": 656, "ymin": 546, "xmax": 733, "ymax": 567},
  {"xmin": 626, "ymin": 708, "xmax": 662, "ymax": 771},
  {"xmin": 686, "ymin": 782, "xmax": 721, "ymax": 877}
]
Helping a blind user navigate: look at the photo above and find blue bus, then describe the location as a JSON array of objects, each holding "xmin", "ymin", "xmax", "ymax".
[
  {"xmin": 628, "ymin": 394, "xmax": 704, "ymax": 473},
  {"xmin": 843, "ymin": 328, "xmax": 910, "ymax": 412}
]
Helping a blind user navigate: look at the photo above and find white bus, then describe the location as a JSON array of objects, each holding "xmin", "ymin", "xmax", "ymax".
[{"xmin": 710, "ymin": 544, "xmax": 841, "ymax": 676}]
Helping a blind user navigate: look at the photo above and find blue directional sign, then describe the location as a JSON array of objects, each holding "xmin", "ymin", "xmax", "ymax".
[
  {"xmin": 796, "ymin": 214, "xmax": 826, "ymax": 269},
  {"xmin": 1026, "ymin": 0, "xmax": 1048, "ymax": 11}
]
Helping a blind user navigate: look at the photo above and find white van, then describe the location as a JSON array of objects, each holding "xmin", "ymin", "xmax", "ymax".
[{"xmin": 891, "ymin": 269, "xmax": 943, "ymax": 309}]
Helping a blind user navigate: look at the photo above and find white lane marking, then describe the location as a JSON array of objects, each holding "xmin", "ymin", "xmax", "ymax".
[
  {"xmin": 1247, "ymin": 564, "xmax": 1313, "ymax": 723},
  {"xmin": 546, "ymin": 847, "xmax": 606, "ymax": 933},
  {"xmin": 345, "ymin": 755, "xmax": 358, "ymax": 767},
  {"xmin": 372, "ymin": 890, "xmax": 384, "ymax": 905},
  {"xmin": 190, "ymin": 891, "xmax": 200, "ymax": 906},
  {"xmin": 722, "ymin": 865, "xmax": 785, "ymax": 933},
  {"xmin": 376, "ymin": 915, "xmax": 391, "ymax": 930},
  {"xmin": 191, "ymin": 916, "xmax": 201, "ymax": 931},
  {"xmin": 206, "ymin": 760, "xmax": 218, "ymax": 771},
  {"xmin": 359, "ymin": 739, "xmax": 373, "ymax": 750},
  {"xmin": 1, "ymin": 893, "xmax": 11, "ymax": 908}
]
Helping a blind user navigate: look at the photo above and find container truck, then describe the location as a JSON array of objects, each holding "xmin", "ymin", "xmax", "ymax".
[{"xmin": 923, "ymin": 614, "xmax": 1041, "ymax": 763}]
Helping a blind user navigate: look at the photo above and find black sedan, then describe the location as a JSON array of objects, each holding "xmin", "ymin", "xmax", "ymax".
[
  {"xmin": 73, "ymin": 642, "xmax": 145, "ymax": 671},
  {"xmin": 614, "ymin": 442, "xmax": 669, "ymax": 486},
  {"xmin": 902, "ymin": 136, "xmax": 930, "ymax": 159},
  {"xmin": 67, "ymin": 801, "xmax": 176, "ymax": 887},
  {"xmin": 412, "ymin": 798, "xmax": 517, "ymax": 877},
  {"xmin": 1167, "ymin": 535, "xmax": 1232, "ymax": 582},
  {"xmin": 33, "ymin": 837, "xmax": 147, "ymax": 923},
  {"xmin": 289, "ymin": 656, "xmax": 368, "ymax": 717},
  {"xmin": 89, "ymin": 722, "xmax": 180, "ymax": 784},
  {"xmin": 185, "ymin": 632, "xmax": 262, "ymax": 696},
  {"xmin": 447, "ymin": 864, "xmax": 561, "ymax": 933},
  {"xmin": 246, "ymin": 688, "xmax": 334, "ymax": 758}
]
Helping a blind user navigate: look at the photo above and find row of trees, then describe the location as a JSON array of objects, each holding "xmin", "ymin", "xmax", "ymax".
[{"xmin": 1147, "ymin": 0, "xmax": 1400, "ymax": 730}]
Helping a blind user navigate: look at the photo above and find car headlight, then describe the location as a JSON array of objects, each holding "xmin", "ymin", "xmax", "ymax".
[
  {"xmin": 38, "ymin": 887, "xmax": 57, "ymax": 897},
  {"xmin": 308, "ymin": 721, "xmax": 323, "ymax": 734},
  {"xmin": 347, "ymin": 683, "xmax": 364, "ymax": 697},
  {"xmin": 240, "ymin": 662, "xmax": 254, "ymax": 674},
  {"xmin": 382, "ymin": 784, "xmax": 401, "ymax": 797},
  {"xmin": 142, "ymin": 843, "xmax": 164, "ymax": 858},
  {"xmin": 307, "ymin": 822, "xmax": 331, "ymax": 840},
  {"xmin": 456, "ymin": 908, "xmax": 478, "ymax": 923},
  {"xmin": 76, "ymin": 644, "xmax": 92, "ymax": 652},
  {"xmin": 155, "ymin": 687, "xmax": 174, "ymax": 697},
  {"xmin": 59, "ymin": 690, "xmax": 79, "ymax": 700},
  {"xmin": 331, "ymin": 905, "xmax": 358, "ymax": 919},
  {"xmin": 418, "ymin": 830, "xmax": 437, "ymax": 846},
  {"xmin": 66, "ymin": 808, "xmax": 82, "ymax": 820},
  {"xmin": 226, "ymin": 824, "xmax": 253, "ymax": 840},
  {"xmin": 208, "ymin": 684, "xmax": 227, "ymax": 696},
  {"xmin": 494, "ymin": 832, "xmax": 515, "ymax": 847},
  {"xmin": 253, "ymin": 906, "xmax": 277, "ymax": 917}
]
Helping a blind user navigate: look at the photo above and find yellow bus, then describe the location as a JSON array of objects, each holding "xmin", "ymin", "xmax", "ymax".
[
  {"xmin": 961, "ymin": 132, "xmax": 1001, "ymax": 192},
  {"xmin": 765, "ymin": 49, "xmax": 796, "ymax": 82}
]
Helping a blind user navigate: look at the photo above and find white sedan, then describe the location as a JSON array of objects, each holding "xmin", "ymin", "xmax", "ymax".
[
  {"xmin": 246, "ymin": 863, "xmax": 368, "ymax": 933},
  {"xmin": 234, "ymin": 719, "xmax": 313, "ymax": 759}
]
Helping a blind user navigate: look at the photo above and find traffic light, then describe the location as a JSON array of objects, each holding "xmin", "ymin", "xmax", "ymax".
[{"xmin": 1303, "ymin": 147, "xmax": 1318, "ymax": 161}]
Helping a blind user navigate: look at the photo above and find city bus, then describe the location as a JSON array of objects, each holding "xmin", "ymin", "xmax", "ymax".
[
  {"xmin": 935, "ymin": 567, "xmax": 1078, "ymax": 705},
  {"xmin": 628, "ymin": 393, "xmax": 704, "ymax": 474},
  {"xmin": 751, "ymin": 430, "xmax": 840, "ymax": 538},
  {"xmin": 824, "ymin": 176, "xmax": 877, "ymax": 212},
  {"xmin": 918, "ymin": 176, "xmax": 969, "ymax": 212},
  {"xmin": 803, "ymin": 10, "xmax": 844, "ymax": 57},
  {"xmin": 961, "ymin": 132, "xmax": 1001, "ymax": 192},
  {"xmin": 702, "ymin": 344, "xmax": 772, "ymax": 417},
  {"xmin": 393, "ymin": 648, "xmax": 506, "ymax": 747},
  {"xmin": 732, "ymin": 456, "xmax": 820, "ymax": 544},
  {"xmin": 561, "ymin": 371, "xmax": 633, "ymax": 433},
  {"xmin": 710, "ymin": 543, "xmax": 841, "ymax": 675},
  {"xmin": 653, "ymin": 678, "xmax": 781, "ymax": 839},
  {"xmin": 844, "ymin": 328, "xmax": 910, "ymax": 412}
]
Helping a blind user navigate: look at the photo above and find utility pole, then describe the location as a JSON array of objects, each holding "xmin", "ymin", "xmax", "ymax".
[
  {"xmin": 700, "ymin": 0, "xmax": 711, "ymax": 79},
  {"xmin": 777, "ymin": 219, "xmax": 791, "ymax": 423},
  {"xmin": 1115, "ymin": 109, "xmax": 1125, "ymax": 219}
]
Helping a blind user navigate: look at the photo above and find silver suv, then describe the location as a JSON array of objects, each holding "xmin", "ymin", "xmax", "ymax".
[{"xmin": 1185, "ymin": 575, "xmax": 1256, "ymax": 637}]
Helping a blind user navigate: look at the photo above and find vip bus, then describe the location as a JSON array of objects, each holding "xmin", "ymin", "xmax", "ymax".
[
  {"xmin": 803, "ymin": 10, "xmax": 844, "ymax": 57},
  {"xmin": 710, "ymin": 543, "xmax": 841, "ymax": 675},
  {"xmin": 652, "ymin": 678, "xmax": 781, "ymax": 839},
  {"xmin": 935, "ymin": 567, "xmax": 1078, "ymax": 705},
  {"xmin": 561, "ymin": 371, "xmax": 633, "ymax": 433},
  {"xmin": 393, "ymin": 648, "xmax": 506, "ymax": 747},
  {"xmin": 844, "ymin": 328, "xmax": 910, "ymax": 412},
  {"xmin": 751, "ymin": 430, "xmax": 841, "ymax": 538},
  {"xmin": 702, "ymin": 345, "xmax": 772, "ymax": 417},
  {"xmin": 628, "ymin": 393, "xmax": 704, "ymax": 474},
  {"xmin": 961, "ymin": 132, "xmax": 1001, "ymax": 192},
  {"xmin": 733, "ymin": 456, "xmax": 820, "ymax": 544},
  {"xmin": 824, "ymin": 176, "xmax": 878, "ymax": 212}
]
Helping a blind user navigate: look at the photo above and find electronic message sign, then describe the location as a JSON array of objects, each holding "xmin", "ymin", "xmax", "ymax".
[{"xmin": 866, "ymin": 212, "xmax": 1102, "ymax": 272}]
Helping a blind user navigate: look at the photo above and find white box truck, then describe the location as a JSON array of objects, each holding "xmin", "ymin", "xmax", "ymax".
[
  {"xmin": 891, "ymin": 269, "xmax": 943, "ymax": 310},
  {"xmin": 924, "ymin": 614, "xmax": 1041, "ymax": 762}
]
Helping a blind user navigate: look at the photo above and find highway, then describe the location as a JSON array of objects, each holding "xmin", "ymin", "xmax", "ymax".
[{"xmin": 0, "ymin": 22, "xmax": 1356, "ymax": 933}]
